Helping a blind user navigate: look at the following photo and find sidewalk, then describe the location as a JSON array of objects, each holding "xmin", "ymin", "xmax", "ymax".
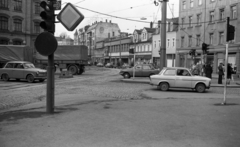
[{"xmin": 121, "ymin": 73, "xmax": 240, "ymax": 88}]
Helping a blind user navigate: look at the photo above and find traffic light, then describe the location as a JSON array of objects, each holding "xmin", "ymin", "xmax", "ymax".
[
  {"xmin": 40, "ymin": 1, "xmax": 55, "ymax": 33},
  {"xmin": 129, "ymin": 48, "xmax": 134, "ymax": 54},
  {"xmin": 226, "ymin": 17, "xmax": 235, "ymax": 42},
  {"xmin": 202, "ymin": 43, "xmax": 209, "ymax": 54}
]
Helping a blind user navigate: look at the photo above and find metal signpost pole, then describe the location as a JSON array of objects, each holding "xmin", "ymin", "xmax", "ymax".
[
  {"xmin": 160, "ymin": 0, "xmax": 168, "ymax": 70},
  {"xmin": 133, "ymin": 53, "xmax": 135, "ymax": 80},
  {"xmin": 223, "ymin": 43, "xmax": 228, "ymax": 105}
]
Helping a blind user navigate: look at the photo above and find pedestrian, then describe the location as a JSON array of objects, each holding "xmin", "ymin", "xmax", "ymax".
[
  {"xmin": 205, "ymin": 63, "xmax": 213, "ymax": 79},
  {"xmin": 218, "ymin": 63, "xmax": 224, "ymax": 84},
  {"xmin": 227, "ymin": 63, "xmax": 233, "ymax": 85}
]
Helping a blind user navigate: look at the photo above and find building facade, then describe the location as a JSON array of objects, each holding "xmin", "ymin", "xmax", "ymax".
[
  {"xmin": 104, "ymin": 35, "xmax": 132, "ymax": 66},
  {"xmin": 0, "ymin": 0, "xmax": 43, "ymax": 47},
  {"xmin": 76, "ymin": 20, "xmax": 120, "ymax": 62},
  {"xmin": 176, "ymin": 0, "xmax": 240, "ymax": 74}
]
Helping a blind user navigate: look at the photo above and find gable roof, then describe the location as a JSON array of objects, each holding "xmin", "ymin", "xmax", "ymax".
[{"xmin": 143, "ymin": 27, "xmax": 156, "ymax": 33}]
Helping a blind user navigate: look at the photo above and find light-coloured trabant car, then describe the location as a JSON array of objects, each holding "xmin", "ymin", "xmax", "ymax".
[
  {"xmin": 150, "ymin": 67, "xmax": 211, "ymax": 93},
  {"xmin": 0, "ymin": 61, "xmax": 47, "ymax": 83}
]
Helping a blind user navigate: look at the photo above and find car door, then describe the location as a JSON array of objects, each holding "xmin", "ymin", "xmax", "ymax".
[
  {"xmin": 175, "ymin": 69, "xmax": 192, "ymax": 88},
  {"xmin": 134, "ymin": 65, "xmax": 142, "ymax": 77},
  {"xmin": 141, "ymin": 65, "xmax": 152, "ymax": 77},
  {"xmin": 4, "ymin": 63, "xmax": 15, "ymax": 78},
  {"xmin": 12, "ymin": 63, "xmax": 25, "ymax": 79}
]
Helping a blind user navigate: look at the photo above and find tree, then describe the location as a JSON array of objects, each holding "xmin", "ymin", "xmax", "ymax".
[{"xmin": 60, "ymin": 32, "xmax": 68, "ymax": 39}]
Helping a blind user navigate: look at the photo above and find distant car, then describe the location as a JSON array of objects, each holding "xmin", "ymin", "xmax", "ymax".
[
  {"xmin": 121, "ymin": 63, "xmax": 130, "ymax": 69},
  {"xmin": 96, "ymin": 62, "xmax": 104, "ymax": 67},
  {"xmin": 119, "ymin": 64, "xmax": 160, "ymax": 78},
  {"xmin": 150, "ymin": 67, "xmax": 211, "ymax": 93},
  {"xmin": 105, "ymin": 63, "xmax": 114, "ymax": 68},
  {"xmin": 0, "ymin": 61, "xmax": 47, "ymax": 83}
]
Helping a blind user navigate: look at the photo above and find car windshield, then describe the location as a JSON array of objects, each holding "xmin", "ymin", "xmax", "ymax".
[
  {"xmin": 158, "ymin": 68, "xmax": 166, "ymax": 75},
  {"xmin": 23, "ymin": 63, "xmax": 35, "ymax": 68}
]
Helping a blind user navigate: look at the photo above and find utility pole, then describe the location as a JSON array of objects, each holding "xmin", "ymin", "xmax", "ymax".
[{"xmin": 160, "ymin": 0, "xmax": 168, "ymax": 70}]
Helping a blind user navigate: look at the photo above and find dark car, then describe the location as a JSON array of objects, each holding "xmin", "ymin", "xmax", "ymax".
[{"xmin": 119, "ymin": 64, "xmax": 160, "ymax": 78}]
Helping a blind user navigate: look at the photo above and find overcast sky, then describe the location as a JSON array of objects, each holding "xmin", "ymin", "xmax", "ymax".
[{"xmin": 55, "ymin": 0, "xmax": 179, "ymax": 38}]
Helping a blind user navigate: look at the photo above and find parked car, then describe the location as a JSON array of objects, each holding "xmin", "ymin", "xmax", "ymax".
[
  {"xmin": 119, "ymin": 64, "xmax": 160, "ymax": 78},
  {"xmin": 0, "ymin": 61, "xmax": 47, "ymax": 83},
  {"xmin": 105, "ymin": 63, "xmax": 114, "ymax": 68},
  {"xmin": 150, "ymin": 67, "xmax": 211, "ymax": 93},
  {"xmin": 96, "ymin": 62, "xmax": 104, "ymax": 67}
]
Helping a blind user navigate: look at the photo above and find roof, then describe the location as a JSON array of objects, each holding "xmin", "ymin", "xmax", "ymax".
[
  {"xmin": 6, "ymin": 61, "xmax": 32, "ymax": 64},
  {"xmin": 144, "ymin": 27, "xmax": 156, "ymax": 33}
]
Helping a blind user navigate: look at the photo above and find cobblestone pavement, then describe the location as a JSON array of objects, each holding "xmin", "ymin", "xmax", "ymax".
[{"xmin": 0, "ymin": 67, "xmax": 239, "ymax": 111}]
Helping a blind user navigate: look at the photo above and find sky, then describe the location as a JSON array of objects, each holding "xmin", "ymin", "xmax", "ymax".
[{"xmin": 55, "ymin": 0, "xmax": 179, "ymax": 38}]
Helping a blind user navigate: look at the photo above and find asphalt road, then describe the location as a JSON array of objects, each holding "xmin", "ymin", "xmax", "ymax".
[{"xmin": 0, "ymin": 66, "xmax": 240, "ymax": 147}]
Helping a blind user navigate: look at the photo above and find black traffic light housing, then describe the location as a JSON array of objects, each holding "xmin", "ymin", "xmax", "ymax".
[
  {"xmin": 202, "ymin": 43, "xmax": 209, "ymax": 54},
  {"xmin": 40, "ymin": 1, "xmax": 55, "ymax": 33},
  {"xmin": 226, "ymin": 17, "xmax": 235, "ymax": 42},
  {"xmin": 129, "ymin": 48, "xmax": 134, "ymax": 54}
]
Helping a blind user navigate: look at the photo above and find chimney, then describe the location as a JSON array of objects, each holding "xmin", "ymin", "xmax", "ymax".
[
  {"xmin": 110, "ymin": 20, "xmax": 112, "ymax": 23},
  {"xmin": 150, "ymin": 21, "xmax": 153, "ymax": 28},
  {"xmin": 106, "ymin": 19, "xmax": 107, "ymax": 22}
]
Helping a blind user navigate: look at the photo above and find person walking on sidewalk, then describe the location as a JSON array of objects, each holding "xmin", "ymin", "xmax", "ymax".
[
  {"xmin": 205, "ymin": 63, "xmax": 213, "ymax": 79},
  {"xmin": 218, "ymin": 63, "xmax": 224, "ymax": 84},
  {"xmin": 227, "ymin": 63, "xmax": 233, "ymax": 85}
]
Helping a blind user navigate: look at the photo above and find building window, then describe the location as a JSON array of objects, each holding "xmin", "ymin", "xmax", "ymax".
[
  {"xmin": 209, "ymin": 11, "xmax": 214, "ymax": 23},
  {"xmin": 0, "ymin": 38, "xmax": 8, "ymax": 44},
  {"xmin": 198, "ymin": 0, "xmax": 202, "ymax": 5},
  {"xmin": 154, "ymin": 41, "xmax": 156, "ymax": 48},
  {"xmin": 219, "ymin": 32, "xmax": 224, "ymax": 44},
  {"xmin": 196, "ymin": 35, "xmax": 201, "ymax": 46},
  {"xmin": 181, "ymin": 18, "xmax": 185, "ymax": 28},
  {"xmin": 167, "ymin": 39, "xmax": 170, "ymax": 47},
  {"xmin": 209, "ymin": 33, "xmax": 214, "ymax": 45},
  {"xmin": 188, "ymin": 36, "xmax": 192, "ymax": 47},
  {"xmin": 13, "ymin": 40, "xmax": 22, "ymax": 45},
  {"xmin": 35, "ymin": 2, "xmax": 40, "ymax": 14},
  {"xmin": 190, "ymin": 0, "xmax": 194, "ymax": 8},
  {"xmin": 14, "ymin": 19, "xmax": 22, "ymax": 32},
  {"xmin": 0, "ymin": 0, "xmax": 8, "ymax": 8},
  {"xmin": 182, "ymin": 1, "xmax": 186, "ymax": 10},
  {"xmin": 231, "ymin": 5, "xmax": 237, "ymax": 19},
  {"xmin": 189, "ymin": 16, "xmax": 193, "ymax": 27},
  {"xmin": 14, "ymin": 0, "xmax": 22, "ymax": 11},
  {"xmin": 181, "ymin": 37, "xmax": 185, "ymax": 47},
  {"xmin": 34, "ymin": 22, "xmax": 40, "ymax": 33},
  {"xmin": 0, "ymin": 16, "xmax": 8, "ymax": 30},
  {"xmin": 210, "ymin": 0, "xmax": 215, "ymax": 2},
  {"xmin": 196, "ymin": 14, "xmax": 201, "ymax": 25},
  {"xmin": 219, "ymin": 8, "xmax": 224, "ymax": 20},
  {"xmin": 172, "ymin": 38, "xmax": 175, "ymax": 47}
]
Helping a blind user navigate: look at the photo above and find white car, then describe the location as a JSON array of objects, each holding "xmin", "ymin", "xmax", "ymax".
[
  {"xmin": 0, "ymin": 61, "xmax": 47, "ymax": 83},
  {"xmin": 150, "ymin": 67, "xmax": 211, "ymax": 93}
]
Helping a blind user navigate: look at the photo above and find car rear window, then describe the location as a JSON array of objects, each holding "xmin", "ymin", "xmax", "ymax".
[{"xmin": 164, "ymin": 69, "xmax": 176, "ymax": 75}]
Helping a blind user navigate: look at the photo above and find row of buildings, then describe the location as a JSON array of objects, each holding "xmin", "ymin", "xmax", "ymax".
[{"xmin": 0, "ymin": 0, "xmax": 239, "ymax": 74}]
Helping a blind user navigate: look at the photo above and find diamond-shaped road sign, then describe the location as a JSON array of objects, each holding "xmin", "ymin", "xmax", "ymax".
[{"xmin": 57, "ymin": 3, "xmax": 84, "ymax": 31}]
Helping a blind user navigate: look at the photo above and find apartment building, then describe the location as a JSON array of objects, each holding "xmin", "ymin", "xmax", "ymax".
[
  {"xmin": 176, "ymin": 0, "xmax": 240, "ymax": 74},
  {"xmin": 0, "ymin": 0, "xmax": 42, "ymax": 47}
]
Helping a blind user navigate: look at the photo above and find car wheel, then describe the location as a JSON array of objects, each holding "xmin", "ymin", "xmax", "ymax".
[
  {"xmin": 27, "ymin": 74, "xmax": 35, "ymax": 83},
  {"xmin": 2, "ymin": 74, "xmax": 9, "ymax": 81},
  {"xmin": 123, "ymin": 73, "xmax": 130, "ymax": 79},
  {"xmin": 159, "ymin": 82, "xmax": 169, "ymax": 91},
  {"xmin": 39, "ymin": 79, "xmax": 45, "ymax": 82},
  {"xmin": 195, "ymin": 83, "xmax": 206, "ymax": 93},
  {"xmin": 68, "ymin": 65, "xmax": 78, "ymax": 75}
]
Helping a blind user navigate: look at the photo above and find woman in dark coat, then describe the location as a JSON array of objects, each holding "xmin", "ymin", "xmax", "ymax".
[
  {"xmin": 227, "ymin": 63, "xmax": 233, "ymax": 84},
  {"xmin": 205, "ymin": 63, "xmax": 213, "ymax": 79},
  {"xmin": 218, "ymin": 63, "xmax": 224, "ymax": 84}
]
